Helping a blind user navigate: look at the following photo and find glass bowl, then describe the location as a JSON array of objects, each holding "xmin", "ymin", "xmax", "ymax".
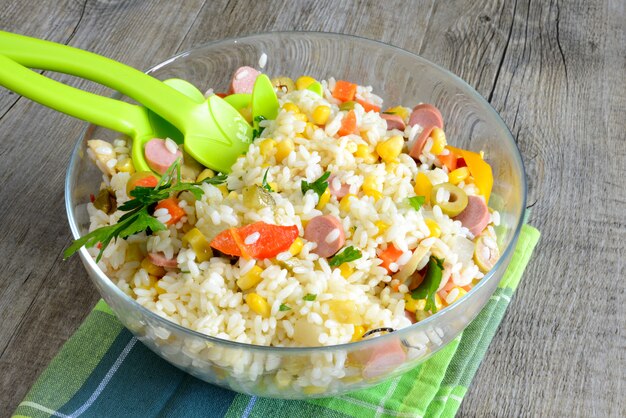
[{"xmin": 65, "ymin": 32, "xmax": 526, "ymax": 398}]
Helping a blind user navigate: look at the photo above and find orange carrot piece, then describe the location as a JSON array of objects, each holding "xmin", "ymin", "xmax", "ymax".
[
  {"xmin": 332, "ymin": 80, "xmax": 357, "ymax": 102},
  {"xmin": 355, "ymin": 98, "xmax": 381, "ymax": 113},
  {"xmin": 438, "ymin": 152, "xmax": 458, "ymax": 172},
  {"xmin": 155, "ymin": 197, "xmax": 185, "ymax": 225},
  {"xmin": 338, "ymin": 110, "xmax": 358, "ymax": 136},
  {"xmin": 210, "ymin": 222, "xmax": 299, "ymax": 259},
  {"xmin": 378, "ymin": 244, "xmax": 404, "ymax": 273}
]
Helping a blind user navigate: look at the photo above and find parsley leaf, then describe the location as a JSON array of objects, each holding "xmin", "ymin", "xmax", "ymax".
[
  {"xmin": 261, "ymin": 168, "xmax": 274, "ymax": 192},
  {"xmin": 252, "ymin": 115, "xmax": 266, "ymax": 141},
  {"xmin": 64, "ymin": 159, "xmax": 227, "ymax": 262},
  {"xmin": 411, "ymin": 256, "xmax": 444, "ymax": 313},
  {"xmin": 407, "ymin": 196, "xmax": 426, "ymax": 211},
  {"xmin": 328, "ymin": 246, "xmax": 362, "ymax": 267},
  {"xmin": 303, "ymin": 293, "xmax": 317, "ymax": 301},
  {"xmin": 279, "ymin": 304, "xmax": 291, "ymax": 311},
  {"xmin": 301, "ymin": 172, "xmax": 330, "ymax": 198}
]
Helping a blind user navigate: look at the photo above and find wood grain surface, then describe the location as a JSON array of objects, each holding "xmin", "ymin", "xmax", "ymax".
[{"xmin": 0, "ymin": 0, "xmax": 623, "ymax": 416}]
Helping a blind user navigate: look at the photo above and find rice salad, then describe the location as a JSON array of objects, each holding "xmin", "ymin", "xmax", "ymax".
[{"xmin": 74, "ymin": 69, "xmax": 501, "ymax": 353}]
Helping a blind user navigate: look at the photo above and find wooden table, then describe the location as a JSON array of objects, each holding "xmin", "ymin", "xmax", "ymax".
[{"xmin": 1, "ymin": 1, "xmax": 623, "ymax": 416}]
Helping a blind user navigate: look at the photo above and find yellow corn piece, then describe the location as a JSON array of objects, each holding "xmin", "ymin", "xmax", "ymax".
[
  {"xmin": 125, "ymin": 243, "xmax": 143, "ymax": 262},
  {"xmin": 217, "ymin": 184, "xmax": 229, "ymax": 197},
  {"xmin": 141, "ymin": 257, "xmax": 165, "ymax": 277},
  {"xmin": 311, "ymin": 105, "xmax": 331, "ymax": 125},
  {"xmin": 182, "ymin": 227, "xmax": 213, "ymax": 262},
  {"xmin": 115, "ymin": 158, "xmax": 134, "ymax": 174},
  {"xmin": 196, "ymin": 168, "xmax": 215, "ymax": 182},
  {"xmin": 275, "ymin": 139, "xmax": 294, "ymax": 163},
  {"xmin": 435, "ymin": 293, "xmax": 443, "ymax": 311},
  {"xmin": 316, "ymin": 188, "xmax": 331, "ymax": 210},
  {"xmin": 362, "ymin": 175, "xmax": 383, "ymax": 200},
  {"xmin": 351, "ymin": 325, "xmax": 366, "ymax": 342},
  {"xmin": 289, "ymin": 237, "xmax": 304, "ymax": 256},
  {"xmin": 339, "ymin": 194, "xmax": 356, "ymax": 212},
  {"xmin": 429, "ymin": 127, "xmax": 447, "ymax": 155},
  {"xmin": 338, "ymin": 262, "xmax": 354, "ymax": 278},
  {"xmin": 424, "ymin": 218, "xmax": 441, "ymax": 238},
  {"xmin": 448, "ymin": 167, "xmax": 470, "ymax": 185},
  {"xmin": 245, "ymin": 293, "xmax": 270, "ymax": 318},
  {"xmin": 355, "ymin": 144, "xmax": 379, "ymax": 164},
  {"xmin": 375, "ymin": 220, "xmax": 389, "ymax": 236},
  {"xmin": 328, "ymin": 300, "xmax": 361, "ymax": 323},
  {"xmin": 414, "ymin": 172, "xmax": 432, "ymax": 203},
  {"xmin": 268, "ymin": 182, "xmax": 278, "ymax": 192},
  {"xmin": 259, "ymin": 138, "xmax": 276, "ymax": 158},
  {"xmin": 404, "ymin": 294, "xmax": 427, "ymax": 312},
  {"xmin": 295, "ymin": 75, "xmax": 316, "ymax": 90},
  {"xmin": 281, "ymin": 102, "xmax": 300, "ymax": 113},
  {"xmin": 237, "ymin": 265, "xmax": 264, "ymax": 291},
  {"xmin": 375, "ymin": 135, "xmax": 404, "ymax": 163},
  {"xmin": 384, "ymin": 105, "xmax": 409, "ymax": 121}
]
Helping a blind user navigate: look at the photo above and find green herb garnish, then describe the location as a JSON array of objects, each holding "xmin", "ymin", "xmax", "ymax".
[
  {"xmin": 328, "ymin": 246, "xmax": 362, "ymax": 267},
  {"xmin": 252, "ymin": 115, "xmax": 266, "ymax": 140},
  {"xmin": 279, "ymin": 304, "xmax": 291, "ymax": 311},
  {"xmin": 411, "ymin": 255, "xmax": 444, "ymax": 313},
  {"xmin": 407, "ymin": 196, "xmax": 426, "ymax": 211},
  {"xmin": 303, "ymin": 293, "xmax": 317, "ymax": 301},
  {"xmin": 262, "ymin": 168, "xmax": 274, "ymax": 192},
  {"xmin": 301, "ymin": 172, "xmax": 330, "ymax": 198},
  {"xmin": 64, "ymin": 159, "xmax": 226, "ymax": 262}
]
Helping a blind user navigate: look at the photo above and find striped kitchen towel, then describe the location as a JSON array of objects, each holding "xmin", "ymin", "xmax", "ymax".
[{"xmin": 13, "ymin": 224, "xmax": 539, "ymax": 418}]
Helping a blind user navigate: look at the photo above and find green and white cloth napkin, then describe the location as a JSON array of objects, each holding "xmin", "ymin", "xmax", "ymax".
[{"xmin": 13, "ymin": 225, "xmax": 539, "ymax": 418}]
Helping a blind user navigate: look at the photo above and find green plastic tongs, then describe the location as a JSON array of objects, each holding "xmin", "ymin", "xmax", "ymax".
[{"xmin": 0, "ymin": 30, "xmax": 255, "ymax": 173}]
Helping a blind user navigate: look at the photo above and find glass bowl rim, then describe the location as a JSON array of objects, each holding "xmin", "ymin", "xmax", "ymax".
[{"xmin": 65, "ymin": 30, "xmax": 527, "ymax": 353}]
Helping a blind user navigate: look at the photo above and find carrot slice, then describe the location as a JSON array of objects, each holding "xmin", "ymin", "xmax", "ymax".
[
  {"xmin": 332, "ymin": 80, "xmax": 357, "ymax": 102},
  {"xmin": 438, "ymin": 152, "xmax": 458, "ymax": 172},
  {"xmin": 355, "ymin": 98, "xmax": 381, "ymax": 113},
  {"xmin": 378, "ymin": 244, "xmax": 404, "ymax": 273},
  {"xmin": 338, "ymin": 110, "xmax": 358, "ymax": 136},
  {"xmin": 210, "ymin": 222, "xmax": 299, "ymax": 259},
  {"xmin": 155, "ymin": 197, "xmax": 185, "ymax": 225}
]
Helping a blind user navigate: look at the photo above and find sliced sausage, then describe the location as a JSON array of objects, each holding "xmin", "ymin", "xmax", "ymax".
[
  {"xmin": 408, "ymin": 103, "xmax": 444, "ymax": 129},
  {"xmin": 148, "ymin": 252, "xmax": 178, "ymax": 268},
  {"xmin": 381, "ymin": 113, "xmax": 406, "ymax": 131},
  {"xmin": 327, "ymin": 174, "xmax": 351, "ymax": 199},
  {"xmin": 409, "ymin": 125, "xmax": 435, "ymax": 160},
  {"xmin": 404, "ymin": 310, "xmax": 417, "ymax": 324},
  {"xmin": 304, "ymin": 215, "xmax": 345, "ymax": 258},
  {"xmin": 362, "ymin": 338, "xmax": 407, "ymax": 379},
  {"xmin": 229, "ymin": 66, "xmax": 260, "ymax": 94},
  {"xmin": 453, "ymin": 195, "xmax": 490, "ymax": 236},
  {"xmin": 144, "ymin": 138, "xmax": 183, "ymax": 175}
]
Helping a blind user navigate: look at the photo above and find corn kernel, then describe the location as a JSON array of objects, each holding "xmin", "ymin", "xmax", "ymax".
[
  {"xmin": 424, "ymin": 218, "xmax": 441, "ymax": 238},
  {"xmin": 289, "ymin": 237, "xmax": 304, "ymax": 256},
  {"xmin": 281, "ymin": 102, "xmax": 300, "ymax": 113},
  {"xmin": 384, "ymin": 105, "xmax": 409, "ymax": 120},
  {"xmin": 429, "ymin": 127, "xmax": 447, "ymax": 155},
  {"xmin": 237, "ymin": 265, "xmax": 264, "ymax": 291},
  {"xmin": 195, "ymin": 168, "xmax": 214, "ymax": 182},
  {"xmin": 435, "ymin": 293, "xmax": 443, "ymax": 311},
  {"xmin": 351, "ymin": 325, "xmax": 366, "ymax": 342},
  {"xmin": 339, "ymin": 194, "xmax": 356, "ymax": 212},
  {"xmin": 328, "ymin": 300, "xmax": 361, "ymax": 323},
  {"xmin": 141, "ymin": 257, "xmax": 165, "ymax": 277},
  {"xmin": 316, "ymin": 188, "xmax": 331, "ymax": 210},
  {"xmin": 404, "ymin": 294, "xmax": 427, "ymax": 312},
  {"xmin": 295, "ymin": 75, "xmax": 316, "ymax": 90},
  {"xmin": 217, "ymin": 184, "xmax": 229, "ymax": 197},
  {"xmin": 311, "ymin": 105, "xmax": 331, "ymax": 125},
  {"xmin": 375, "ymin": 220, "xmax": 389, "ymax": 236},
  {"xmin": 245, "ymin": 293, "xmax": 270, "ymax": 317},
  {"xmin": 293, "ymin": 112, "xmax": 308, "ymax": 122},
  {"xmin": 115, "ymin": 158, "xmax": 135, "ymax": 174},
  {"xmin": 182, "ymin": 227, "xmax": 213, "ymax": 262},
  {"xmin": 259, "ymin": 138, "xmax": 276, "ymax": 158},
  {"xmin": 375, "ymin": 135, "xmax": 404, "ymax": 163},
  {"xmin": 338, "ymin": 262, "xmax": 354, "ymax": 278},
  {"xmin": 275, "ymin": 139, "xmax": 294, "ymax": 163},
  {"xmin": 448, "ymin": 167, "xmax": 470, "ymax": 185},
  {"xmin": 363, "ymin": 175, "xmax": 383, "ymax": 200},
  {"xmin": 268, "ymin": 182, "xmax": 278, "ymax": 192},
  {"xmin": 414, "ymin": 172, "xmax": 432, "ymax": 203},
  {"xmin": 355, "ymin": 144, "xmax": 379, "ymax": 164}
]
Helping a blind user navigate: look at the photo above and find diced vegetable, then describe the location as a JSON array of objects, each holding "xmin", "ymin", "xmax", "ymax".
[
  {"xmin": 329, "ymin": 246, "xmax": 362, "ymax": 267},
  {"xmin": 312, "ymin": 105, "xmax": 331, "ymax": 125},
  {"xmin": 411, "ymin": 256, "xmax": 444, "ymax": 313},
  {"xmin": 375, "ymin": 135, "xmax": 404, "ymax": 162},
  {"xmin": 332, "ymin": 80, "xmax": 357, "ymax": 102},
  {"xmin": 245, "ymin": 293, "xmax": 270, "ymax": 317},
  {"xmin": 141, "ymin": 257, "xmax": 166, "ymax": 277},
  {"xmin": 429, "ymin": 127, "xmax": 447, "ymax": 155},
  {"xmin": 383, "ymin": 106, "xmax": 409, "ymax": 120},
  {"xmin": 374, "ymin": 220, "xmax": 389, "ymax": 236},
  {"xmin": 351, "ymin": 325, "xmax": 366, "ymax": 341},
  {"xmin": 275, "ymin": 138, "xmax": 294, "ymax": 162},
  {"xmin": 338, "ymin": 262, "xmax": 354, "ymax": 278},
  {"xmin": 210, "ymin": 221, "xmax": 299, "ymax": 259},
  {"xmin": 378, "ymin": 244, "xmax": 403, "ymax": 273},
  {"xmin": 327, "ymin": 300, "xmax": 361, "ymax": 323},
  {"xmin": 438, "ymin": 151, "xmax": 458, "ymax": 172},
  {"xmin": 181, "ymin": 227, "xmax": 212, "ymax": 262},
  {"xmin": 282, "ymin": 102, "xmax": 301, "ymax": 114},
  {"xmin": 339, "ymin": 101, "xmax": 356, "ymax": 111},
  {"xmin": 448, "ymin": 167, "xmax": 470, "ymax": 185},
  {"xmin": 362, "ymin": 175, "xmax": 382, "ymax": 200},
  {"xmin": 259, "ymin": 138, "xmax": 276, "ymax": 158},
  {"xmin": 242, "ymin": 185, "xmax": 275, "ymax": 209},
  {"xmin": 295, "ymin": 75, "xmax": 316, "ymax": 90},
  {"xmin": 424, "ymin": 219, "xmax": 441, "ymax": 238},
  {"xmin": 339, "ymin": 194, "xmax": 356, "ymax": 212},
  {"xmin": 126, "ymin": 171, "xmax": 158, "ymax": 197},
  {"xmin": 338, "ymin": 110, "xmax": 358, "ymax": 136},
  {"xmin": 155, "ymin": 197, "xmax": 186, "ymax": 225},
  {"xmin": 414, "ymin": 172, "xmax": 433, "ymax": 203},
  {"xmin": 355, "ymin": 98, "xmax": 381, "ymax": 113},
  {"xmin": 354, "ymin": 144, "xmax": 378, "ymax": 163},
  {"xmin": 237, "ymin": 265, "xmax": 264, "ymax": 290},
  {"xmin": 430, "ymin": 183, "xmax": 468, "ymax": 217},
  {"xmin": 93, "ymin": 188, "xmax": 116, "ymax": 214},
  {"xmin": 447, "ymin": 146, "xmax": 494, "ymax": 203},
  {"xmin": 289, "ymin": 237, "xmax": 304, "ymax": 256},
  {"xmin": 196, "ymin": 168, "xmax": 215, "ymax": 182},
  {"xmin": 316, "ymin": 187, "xmax": 331, "ymax": 209}
]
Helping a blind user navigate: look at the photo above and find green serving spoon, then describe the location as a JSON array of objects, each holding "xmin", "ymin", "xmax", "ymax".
[{"xmin": 0, "ymin": 31, "xmax": 253, "ymax": 174}]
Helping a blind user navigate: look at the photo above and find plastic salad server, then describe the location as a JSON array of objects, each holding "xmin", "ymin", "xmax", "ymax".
[{"xmin": 0, "ymin": 30, "xmax": 253, "ymax": 173}]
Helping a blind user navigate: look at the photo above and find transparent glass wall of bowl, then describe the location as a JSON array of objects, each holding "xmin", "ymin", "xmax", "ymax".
[{"xmin": 66, "ymin": 32, "xmax": 526, "ymax": 398}]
